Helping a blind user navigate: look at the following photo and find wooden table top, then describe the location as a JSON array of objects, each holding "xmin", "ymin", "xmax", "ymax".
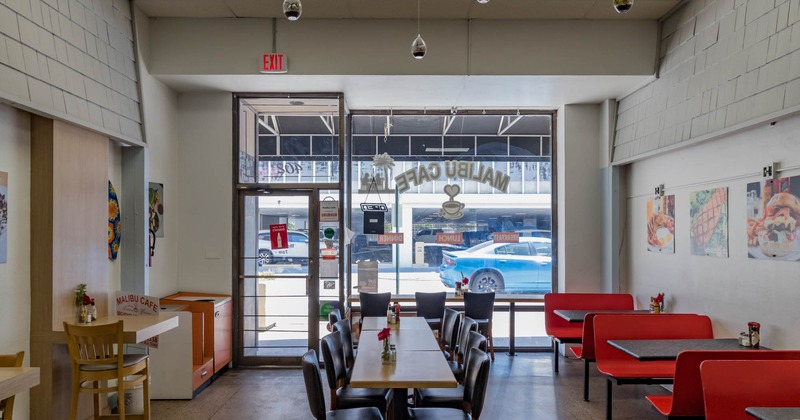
[
  {"xmin": 608, "ymin": 338, "xmax": 769, "ymax": 361},
  {"xmin": 0, "ymin": 367, "xmax": 40, "ymax": 401},
  {"xmin": 350, "ymin": 350, "xmax": 457, "ymax": 389},
  {"xmin": 361, "ymin": 316, "xmax": 430, "ymax": 331},
  {"xmin": 67, "ymin": 314, "xmax": 179, "ymax": 343},
  {"xmin": 554, "ymin": 309, "xmax": 650, "ymax": 322},
  {"xmin": 745, "ymin": 407, "xmax": 800, "ymax": 420},
  {"xmin": 358, "ymin": 328, "xmax": 443, "ymax": 352}
]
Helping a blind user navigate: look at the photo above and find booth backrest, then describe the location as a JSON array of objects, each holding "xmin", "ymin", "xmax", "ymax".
[
  {"xmin": 701, "ymin": 360, "xmax": 800, "ymax": 420},
  {"xmin": 593, "ymin": 314, "xmax": 713, "ymax": 364},
  {"xmin": 578, "ymin": 311, "xmax": 650, "ymax": 361},
  {"xmin": 666, "ymin": 350, "xmax": 800, "ymax": 417},
  {"xmin": 544, "ymin": 293, "xmax": 633, "ymax": 340}
]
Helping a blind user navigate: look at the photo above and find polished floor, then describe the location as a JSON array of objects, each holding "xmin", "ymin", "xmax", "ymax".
[{"xmin": 152, "ymin": 351, "xmax": 670, "ymax": 419}]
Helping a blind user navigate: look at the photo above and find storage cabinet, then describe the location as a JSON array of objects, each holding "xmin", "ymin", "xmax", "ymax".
[{"xmin": 153, "ymin": 292, "xmax": 232, "ymax": 397}]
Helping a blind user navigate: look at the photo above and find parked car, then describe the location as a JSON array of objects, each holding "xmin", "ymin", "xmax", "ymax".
[
  {"xmin": 487, "ymin": 229, "xmax": 551, "ymax": 240},
  {"xmin": 414, "ymin": 228, "xmax": 446, "ymax": 243},
  {"xmin": 439, "ymin": 237, "xmax": 552, "ymax": 293},
  {"xmin": 257, "ymin": 230, "xmax": 325, "ymax": 266}
]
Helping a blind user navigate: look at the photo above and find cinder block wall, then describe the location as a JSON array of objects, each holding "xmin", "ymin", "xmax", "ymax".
[
  {"xmin": 614, "ymin": 0, "xmax": 800, "ymax": 161},
  {"xmin": 0, "ymin": 0, "xmax": 142, "ymax": 142}
]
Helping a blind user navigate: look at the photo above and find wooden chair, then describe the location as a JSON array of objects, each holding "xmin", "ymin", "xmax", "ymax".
[
  {"xmin": 0, "ymin": 351, "xmax": 24, "ymax": 420},
  {"xmin": 701, "ymin": 360, "xmax": 800, "ymax": 420},
  {"xmin": 463, "ymin": 292, "xmax": 495, "ymax": 361},
  {"xmin": 63, "ymin": 321, "xmax": 150, "ymax": 420},
  {"xmin": 301, "ymin": 349, "xmax": 383, "ymax": 420}
]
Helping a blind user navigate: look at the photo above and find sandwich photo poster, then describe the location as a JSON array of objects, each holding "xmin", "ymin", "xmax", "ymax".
[
  {"xmin": 746, "ymin": 175, "xmax": 800, "ymax": 260},
  {"xmin": 689, "ymin": 187, "xmax": 728, "ymax": 257},
  {"xmin": 647, "ymin": 195, "xmax": 675, "ymax": 253}
]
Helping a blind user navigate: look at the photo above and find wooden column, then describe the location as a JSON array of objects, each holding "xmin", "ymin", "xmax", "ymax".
[{"xmin": 30, "ymin": 116, "xmax": 109, "ymax": 420}]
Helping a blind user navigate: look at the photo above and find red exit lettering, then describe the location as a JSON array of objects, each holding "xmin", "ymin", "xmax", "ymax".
[{"xmin": 261, "ymin": 54, "xmax": 287, "ymax": 73}]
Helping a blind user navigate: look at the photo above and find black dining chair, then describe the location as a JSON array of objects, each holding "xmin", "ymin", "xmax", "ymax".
[
  {"xmin": 440, "ymin": 308, "xmax": 461, "ymax": 360},
  {"xmin": 415, "ymin": 291, "xmax": 447, "ymax": 332},
  {"xmin": 448, "ymin": 319, "xmax": 479, "ymax": 382},
  {"xmin": 332, "ymin": 319, "xmax": 356, "ymax": 372},
  {"xmin": 301, "ymin": 349, "xmax": 384, "ymax": 420},
  {"xmin": 358, "ymin": 292, "xmax": 392, "ymax": 331},
  {"xmin": 412, "ymin": 347, "xmax": 492, "ymax": 419},
  {"xmin": 464, "ymin": 292, "xmax": 495, "ymax": 361},
  {"xmin": 328, "ymin": 308, "xmax": 342, "ymax": 329},
  {"xmin": 320, "ymin": 332, "xmax": 392, "ymax": 414}
]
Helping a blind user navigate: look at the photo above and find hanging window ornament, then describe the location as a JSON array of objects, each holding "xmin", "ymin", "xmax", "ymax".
[{"xmin": 411, "ymin": 0, "xmax": 426, "ymax": 59}]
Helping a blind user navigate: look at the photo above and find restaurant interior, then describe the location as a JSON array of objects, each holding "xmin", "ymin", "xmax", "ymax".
[{"xmin": 1, "ymin": 0, "xmax": 800, "ymax": 419}]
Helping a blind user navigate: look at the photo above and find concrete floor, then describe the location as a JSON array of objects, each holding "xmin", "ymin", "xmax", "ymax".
[{"xmin": 152, "ymin": 352, "xmax": 671, "ymax": 419}]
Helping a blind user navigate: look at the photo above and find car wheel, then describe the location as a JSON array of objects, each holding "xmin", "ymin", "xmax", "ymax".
[
  {"xmin": 470, "ymin": 270, "xmax": 505, "ymax": 293},
  {"xmin": 258, "ymin": 249, "xmax": 273, "ymax": 266}
]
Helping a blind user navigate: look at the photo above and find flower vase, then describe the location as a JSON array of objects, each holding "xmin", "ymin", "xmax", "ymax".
[
  {"xmin": 78, "ymin": 304, "xmax": 90, "ymax": 323},
  {"xmin": 381, "ymin": 340, "xmax": 391, "ymax": 364}
]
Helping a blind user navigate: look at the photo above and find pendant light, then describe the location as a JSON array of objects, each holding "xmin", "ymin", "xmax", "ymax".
[
  {"xmin": 477, "ymin": 0, "xmax": 490, "ymax": 3},
  {"xmin": 411, "ymin": 0, "xmax": 427, "ymax": 59},
  {"xmin": 612, "ymin": 0, "xmax": 633, "ymax": 13},
  {"xmin": 283, "ymin": 0, "xmax": 302, "ymax": 20}
]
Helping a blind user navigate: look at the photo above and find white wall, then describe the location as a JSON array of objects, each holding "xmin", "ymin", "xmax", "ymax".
[
  {"xmin": 0, "ymin": 0, "xmax": 143, "ymax": 144},
  {"xmin": 135, "ymin": 6, "xmax": 179, "ymax": 298},
  {"xmin": 176, "ymin": 92, "xmax": 232, "ymax": 293},
  {"xmin": 0, "ymin": 103, "xmax": 31, "ymax": 420},
  {"xmin": 625, "ymin": 112, "xmax": 800, "ymax": 350},
  {"xmin": 108, "ymin": 142, "xmax": 122, "ymax": 301}
]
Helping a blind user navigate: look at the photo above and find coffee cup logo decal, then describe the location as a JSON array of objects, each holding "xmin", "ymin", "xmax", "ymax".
[{"xmin": 440, "ymin": 184, "xmax": 465, "ymax": 219}]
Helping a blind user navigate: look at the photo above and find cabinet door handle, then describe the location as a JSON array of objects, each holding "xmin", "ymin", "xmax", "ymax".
[
  {"xmin": 201, "ymin": 370, "xmax": 208, "ymax": 377},
  {"xmin": 215, "ymin": 311, "xmax": 220, "ymax": 318}
]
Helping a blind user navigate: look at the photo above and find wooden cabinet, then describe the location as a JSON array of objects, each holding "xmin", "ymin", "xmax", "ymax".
[{"xmin": 156, "ymin": 292, "xmax": 232, "ymax": 396}]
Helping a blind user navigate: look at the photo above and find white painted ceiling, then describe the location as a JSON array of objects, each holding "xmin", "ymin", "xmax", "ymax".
[{"xmin": 139, "ymin": 0, "xmax": 680, "ymax": 110}]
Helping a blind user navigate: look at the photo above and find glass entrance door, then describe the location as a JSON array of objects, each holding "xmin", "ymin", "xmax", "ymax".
[{"xmin": 239, "ymin": 191, "xmax": 320, "ymax": 364}]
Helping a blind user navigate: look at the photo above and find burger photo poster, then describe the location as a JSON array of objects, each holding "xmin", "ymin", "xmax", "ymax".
[
  {"xmin": 689, "ymin": 188, "xmax": 728, "ymax": 258},
  {"xmin": 746, "ymin": 176, "xmax": 800, "ymax": 260},
  {"xmin": 647, "ymin": 195, "xmax": 675, "ymax": 253}
]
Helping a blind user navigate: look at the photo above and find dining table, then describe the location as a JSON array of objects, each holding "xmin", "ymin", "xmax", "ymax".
[
  {"xmin": 360, "ymin": 316, "xmax": 430, "ymax": 331},
  {"xmin": 350, "ymin": 316, "xmax": 458, "ymax": 420},
  {"xmin": 607, "ymin": 338, "xmax": 769, "ymax": 361},
  {"xmin": 746, "ymin": 407, "xmax": 800, "ymax": 420},
  {"xmin": 553, "ymin": 309, "xmax": 650, "ymax": 322},
  {"xmin": 0, "ymin": 367, "xmax": 40, "ymax": 402}
]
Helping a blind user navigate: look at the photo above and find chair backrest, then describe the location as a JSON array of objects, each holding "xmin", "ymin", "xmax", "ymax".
[
  {"xmin": 415, "ymin": 291, "xmax": 446, "ymax": 320},
  {"xmin": 320, "ymin": 332, "xmax": 348, "ymax": 387},
  {"xmin": 328, "ymin": 308, "xmax": 342, "ymax": 327},
  {"xmin": 464, "ymin": 292, "xmax": 495, "ymax": 321},
  {"xmin": 668, "ymin": 350, "xmax": 800, "ymax": 417},
  {"xmin": 0, "ymin": 351, "xmax": 24, "ymax": 420},
  {"xmin": 544, "ymin": 292, "xmax": 633, "ymax": 338},
  {"xmin": 579, "ymin": 311, "xmax": 649, "ymax": 361},
  {"xmin": 359, "ymin": 292, "xmax": 391, "ymax": 318},
  {"xmin": 462, "ymin": 331, "xmax": 487, "ymax": 372},
  {"xmin": 455, "ymin": 317, "xmax": 479, "ymax": 361},
  {"xmin": 63, "ymin": 320, "xmax": 125, "ymax": 370},
  {"xmin": 593, "ymin": 314, "xmax": 713, "ymax": 364},
  {"xmin": 462, "ymin": 347, "xmax": 492, "ymax": 419},
  {"xmin": 301, "ymin": 349, "xmax": 327, "ymax": 420},
  {"xmin": 701, "ymin": 360, "xmax": 800, "ymax": 420},
  {"xmin": 441, "ymin": 308, "xmax": 461, "ymax": 349},
  {"xmin": 331, "ymin": 319, "xmax": 355, "ymax": 367}
]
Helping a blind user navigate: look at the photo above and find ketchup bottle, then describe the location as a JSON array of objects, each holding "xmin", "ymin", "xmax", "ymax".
[{"xmin": 394, "ymin": 302, "xmax": 401, "ymax": 322}]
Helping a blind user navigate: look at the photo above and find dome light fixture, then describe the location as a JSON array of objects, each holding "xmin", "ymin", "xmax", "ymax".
[
  {"xmin": 411, "ymin": 0, "xmax": 427, "ymax": 59},
  {"xmin": 612, "ymin": 0, "xmax": 633, "ymax": 14},
  {"xmin": 477, "ymin": 0, "xmax": 490, "ymax": 4},
  {"xmin": 283, "ymin": 0, "xmax": 302, "ymax": 20}
]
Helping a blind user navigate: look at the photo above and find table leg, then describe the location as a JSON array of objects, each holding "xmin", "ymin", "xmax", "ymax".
[
  {"xmin": 393, "ymin": 387, "xmax": 408, "ymax": 420},
  {"xmin": 508, "ymin": 302, "xmax": 516, "ymax": 356}
]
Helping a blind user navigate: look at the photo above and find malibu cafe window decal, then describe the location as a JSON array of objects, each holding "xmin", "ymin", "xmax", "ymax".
[{"xmin": 260, "ymin": 53, "xmax": 287, "ymax": 73}]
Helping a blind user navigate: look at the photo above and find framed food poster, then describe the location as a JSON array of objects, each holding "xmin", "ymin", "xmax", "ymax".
[
  {"xmin": 746, "ymin": 176, "xmax": 800, "ymax": 260},
  {"xmin": 689, "ymin": 188, "xmax": 728, "ymax": 257},
  {"xmin": 0, "ymin": 171, "xmax": 7, "ymax": 264},
  {"xmin": 647, "ymin": 195, "xmax": 675, "ymax": 253}
]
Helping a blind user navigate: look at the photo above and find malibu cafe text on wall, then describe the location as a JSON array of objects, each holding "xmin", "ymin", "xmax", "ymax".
[{"xmin": 394, "ymin": 160, "xmax": 511, "ymax": 194}]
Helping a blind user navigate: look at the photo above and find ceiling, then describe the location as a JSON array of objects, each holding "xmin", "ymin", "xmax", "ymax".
[
  {"xmin": 139, "ymin": 0, "xmax": 682, "ymax": 109},
  {"xmin": 136, "ymin": 0, "xmax": 680, "ymax": 20}
]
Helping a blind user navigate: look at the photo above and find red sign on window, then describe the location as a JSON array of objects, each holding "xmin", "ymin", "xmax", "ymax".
[
  {"xmin": 436, "ymin": 232, "xmax": 463, "ymax": 245},
  {"xmin": 378, "ymin": 233, "xmax": 405, "ymax": 244},
  {"xmin": 270, "ymin": 224, "xmax": 288, "ymax": 250},
  {"xmin": 492, "ymin": 232, "xmax": 520, "ymax": 243}
]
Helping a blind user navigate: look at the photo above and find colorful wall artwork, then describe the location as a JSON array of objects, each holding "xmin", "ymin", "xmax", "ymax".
[
  {"xmin": 108, "ymin": 181, "xmax": 121, "ymax": 261},
  {"xmin": 149, "ymin": 183, "xmax": 164, "ymax": 238},
  {"xmin": 0, "ymin": 171, "xmax": 7, "ymax": 264},
  {"xmin": 746, "ymin": 176, "xmax": 800, "ymax": 260},
  {"xmin": 689, "ymin": 188, "xmax": 728, "ymax": 257},
  {"xmin": 647, "ymin": 195, "xmax": 675, "ymax": 253}
]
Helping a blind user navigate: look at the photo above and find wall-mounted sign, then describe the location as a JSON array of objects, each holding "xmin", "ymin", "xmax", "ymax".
[
  {"xmin": 320, "ymin": 200, "xmax": 339, "ymax": 222},
  {"xmin": 378, "ymin": 233, "xmax": 404, "ymax": 244},
  {"xmin": 436, "ymin": 232, "xmax": 463, "ymax": 245},
  {"xmin": 492, "ymin": 232, "xmax": 520, "ymax": 243},
  {"xmin": 394, "ymin": 160, "xmax": 511, "ymax": 194},
  {"xmin": 270, "ymin": 224, "xmax": 288, "ymax": 249},
  {"xmin": 260, "ymin": 53, "xmax": 287, "ymax": 73}
]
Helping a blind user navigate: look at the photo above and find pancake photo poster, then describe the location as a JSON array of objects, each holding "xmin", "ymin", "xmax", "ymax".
[
  {"xmin": 746, "ymin": 175, "xmax": 800, "ymax": 260},
  {"xmin": 647, "ymin": 195, "xmax": 675, "ymax": 253},
  {"xmin": 689, "ymin": 187, "xmax": 728, "ymax": 257}
]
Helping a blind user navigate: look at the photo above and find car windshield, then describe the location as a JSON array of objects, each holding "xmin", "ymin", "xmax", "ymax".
[{"xmin": 535, "ymin": 244, "xmax": 552, "ymax": 256}]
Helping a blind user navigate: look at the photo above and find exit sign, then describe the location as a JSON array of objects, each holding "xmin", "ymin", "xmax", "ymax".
[{"xmin": 260, "ymin": 54, "xmax": 287, "ymax": 73}]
